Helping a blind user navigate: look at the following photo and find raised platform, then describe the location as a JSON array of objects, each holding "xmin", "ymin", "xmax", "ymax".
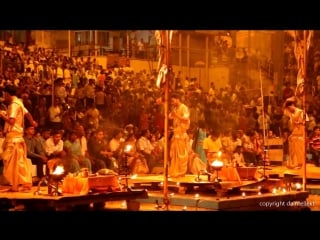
[
  {"xmin": 127, "ymin": 165, "xmax": 320, "ymax": 210},
  {"xmin": 263, "ymin": 164, "xmax": 320, "ymax": 180},
  {"xmin": 1, "ymin": 164, "xmax": 318, "ymax": 211},
  {"xmin": 129, "ymin": 164, "xmax": 320, "ymax": 192},
  {"xmin": 138, "ymin": 190, "xmax": 310, "ymax": 211},
  {"xmin": 0, "ymin": 186, "xmax": 148, "ymax": 211}
]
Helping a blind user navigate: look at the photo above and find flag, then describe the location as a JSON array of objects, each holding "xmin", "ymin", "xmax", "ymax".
[
  {"xmin": 155, "ymin": 30, "xmax": 175, "ymax": 88},
  {"xmin": 156, "ymin": 64, "xmax": 168, "ymax": 88},
  {"xmin": 291, "ymin": 30, "xmax": 313, "ymax": 97}
]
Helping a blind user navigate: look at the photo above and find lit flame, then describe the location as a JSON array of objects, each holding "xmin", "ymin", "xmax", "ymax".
[
  {"xmin": 124, "ymin": 144, "xmax": 133, "ymax": 153},
  {"xmin": 272, "ymin": 188, "xmax": 277, "ymax": 194},
  {"xmin": 131, "ymin": 174, "xmax": 137, "ymax": 179},
  {"xmin": 217, "ymin": 151, "xmax": 222, "ymax": 158},
  {"xmin": 211, "ymin": 159, "xmax": 223, "ymax": 167},
  {"xmin": 242, "ymin": 192, "xmax": 246, "ymax": 197},
  {"xmin": 295, "ymin": 183, "xmax": 301, "ymax": 190},
  {"xmin": 52, "ymin": 165, "xmax": 64, "ymax": 175},
  {"xmin": 194, "ymin": 193, "xmax": 200, "ymax": 199}
]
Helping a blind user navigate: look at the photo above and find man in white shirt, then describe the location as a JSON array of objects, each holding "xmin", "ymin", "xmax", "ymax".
[{"xmin": 136, "ymin": 129, "xmax": 154, "ymax": 172}]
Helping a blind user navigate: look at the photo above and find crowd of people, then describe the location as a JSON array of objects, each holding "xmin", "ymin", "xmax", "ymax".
[{"xmin": 1, "ymin": 37, "xmax": 320, "ymax": 192}]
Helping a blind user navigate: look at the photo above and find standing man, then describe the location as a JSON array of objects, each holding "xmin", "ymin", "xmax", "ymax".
[
  {"xmin": 283, "ymin": 96, "xmax": 307, "ymax": 169},
  {"xmin": 168, "ymin": 92, "xmax": 190, "ymax": 178},
  {"xmin": 0, "ymin": 85, "xmax": 38, "ymax": 192}
]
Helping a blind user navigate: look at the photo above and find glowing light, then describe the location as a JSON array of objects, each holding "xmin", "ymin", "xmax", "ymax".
[
  {"xmin": 211, "ymin": 159, "xmax": 223, "ymax": 167},
  {"xmin": 242, "ymin": 192, "xmax": 246, "ymax": 198},
  {"xmin": 272, "ymin": 188, "xmax": 277, "ymax": 194},
  {"xmin": 194, "ymin": 193, "xmax": 200, "ymax": 199},
  {"xmin": 124, "ymin": 144, "xmax": 133, "ymax": 153},
  {"xmin": 52, "ymin": 165, "xmax": 64, "ymax": 175}
]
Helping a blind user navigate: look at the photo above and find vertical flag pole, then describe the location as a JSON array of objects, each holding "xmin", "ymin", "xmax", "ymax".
[
  {"xmin": 163, "ymin": 30, "xmax": 170, "ymax": 210},
  {"xmin": 51, "ymin": 68, "xmax": 55, "ymax": 106},
  {"xmin": 302, "ymin": 30, "xmax": 307, "ymax": 191},
  {"xmin": 68, "ymin": 30, "xmax": 71, "ymax": 57},
  {"xmin": 259, "ymin": 62, "xmax": 267, "ymax": 178}
]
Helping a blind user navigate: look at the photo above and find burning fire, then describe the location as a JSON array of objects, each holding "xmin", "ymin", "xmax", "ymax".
[
  {"xmin": 124, "ymin": 144, "xmax": 133, "ymax": 153},
  {"xmin": 211, "ymin": 160, "xmax": 224, "ymax": 167},
  {"xmin": 130, "ymin": 174, "xmax": 137, "ymax": 179},
  {"xmin": 52, "ymin": 165, "xmax": 65, "ymax": 175}
]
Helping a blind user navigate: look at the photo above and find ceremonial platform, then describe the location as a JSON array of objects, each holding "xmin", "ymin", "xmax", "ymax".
[
  {"xmin": 124, "ymin": 163, "xmax": 320, "ymax": 211},
  {"xmin": 0, "ymin": 164, "xmax": 319, "ymax": 211}
]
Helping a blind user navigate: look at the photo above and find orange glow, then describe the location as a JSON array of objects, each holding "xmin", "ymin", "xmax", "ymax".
[
  {"xmin": 211, "ymin": 159, "xmax": 223, "ymax": 167},
  {"xmin": 52, "ymin": 165, "xmax": 64, "ymax": 175},
  {"xmin": 124, "ymin": 144, "xmax": 133, "ymax": 153},
  {"xmin": 131, "ymin": 174, "xmax": 137, "ymax": 179}
]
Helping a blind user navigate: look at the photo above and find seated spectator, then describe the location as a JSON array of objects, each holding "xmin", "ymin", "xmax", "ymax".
[
  {"xmin": 231, "ymin": 145, "xmax": 246, "ymax": 167},
  {"xmin": 87, "ymin": 129, "xmax": 114, "ymax": 173},
  {"xmin": 309, "ymin": 126, "xmax": 320, "ymax": 167},
  {"xmin": 24, "ymin": 125, "xmax": 48, "ymax": 180},
  {"xmin": 64, "ymin": 130, "xmax": 92, "ymax": 173},
  {"xmin": 136, "ymin": 129, "xmax": 155, "ymax": 173},
  {"xmin": 44, "ymin": 129, "xmax": 80, "ymax": 174},
  {"xmin": 242, "ymin": 129, "xmax": 262, "ymax": 166},
  {"xmin": 121, "ymin": 133, "xmax": 149, "ymax": 175}
]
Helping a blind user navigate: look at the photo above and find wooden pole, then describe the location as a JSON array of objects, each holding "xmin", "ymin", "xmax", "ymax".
[
  {"xmin": 51, "ymin": 68, "xmax": 55, "ymax": 106},
  {"xmin": 259, "ymin": 63, "xmax": 266, "ymax": 144},
  {"xmin": 302, "ymin": 30, "xmax": 307, "ymax": 191},
  {"xmin": 259, "ymin": 62, "xmax": 267, "ymax": 176},
  {"xmin": 127, "ymin": 31, "xmax": 130, "ymax": 59},
  {"xmin": 68, "ymin": 30, "xmax": 71, "ymax": 58},
  {"xmin": 162, "ymin": 30, "xmax": 170, "ymax": 210}
]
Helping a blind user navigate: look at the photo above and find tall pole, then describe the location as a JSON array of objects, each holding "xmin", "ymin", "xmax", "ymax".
[
  {"xmin": 68, "ymin": 30, "xmax": 71, "ymax": 58},
  {"xmin": 259, "ymin": 62, "xmax": 267, "ymax": 178},
  {"xmin": 127, "ymin": 31, "xmax": 130, "ymax": 59},
  {"xmin": 259, "ymin": 65, "xmax": 266, "ymax": 144},
  {"xmin": 95, "ymin": 30, "xmax": 98, "ymax": 57},
  {"xmin": 163, "ymin": 30, "xmax": 170, "ymax": 210},
  {"xmin": 302, "ymin": 30, "xmax": 307, "ymax": 191},
  {"xmin": 0, "ymin": 50, "xmax": 2, "ymax": 76}
]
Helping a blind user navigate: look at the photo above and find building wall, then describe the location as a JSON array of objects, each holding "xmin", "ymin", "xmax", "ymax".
[{"xmin": 33, "ymin": 30, "xmax": 54, "ymax": 49}]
